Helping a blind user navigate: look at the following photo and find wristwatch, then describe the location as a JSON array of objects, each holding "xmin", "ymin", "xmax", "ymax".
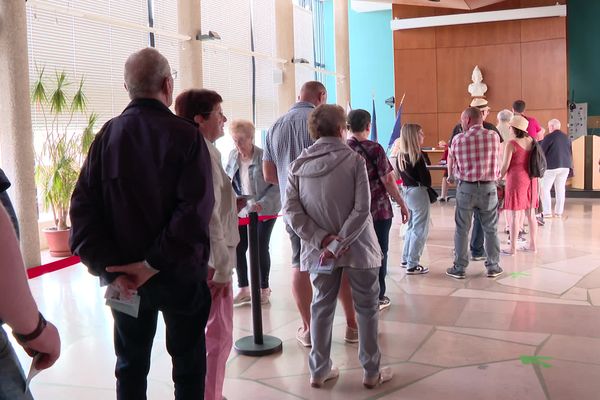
[{"xmin": 13, "ymin": 312, "xmax": 47, "ymax": 343}]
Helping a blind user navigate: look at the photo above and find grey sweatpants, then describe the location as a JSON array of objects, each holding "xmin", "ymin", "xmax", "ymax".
[{"xmin": 309, "ymin": 267, "xmax": 380, "ymax": 381}]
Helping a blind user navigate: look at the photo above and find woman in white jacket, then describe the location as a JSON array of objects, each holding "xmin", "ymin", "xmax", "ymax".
[
  {"xmin": 175, "ymin": 89, "xmax": 240, "ymax": 400},
  {"xmin": 284, "ymin": 104, "xmax": 392, "ymax": 390}
]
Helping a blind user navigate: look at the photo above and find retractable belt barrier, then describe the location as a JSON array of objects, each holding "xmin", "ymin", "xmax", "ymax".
[
  {"xmin": 234, "ymin": 211, "xmax": 283, "ymax": 356},
  {"xmin": 27, "ymin": 256, "xmax": 80, "ymax": 280}
]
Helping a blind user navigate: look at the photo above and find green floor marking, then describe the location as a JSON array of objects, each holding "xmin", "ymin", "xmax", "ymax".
[{"xmin": 520, "ymin": 355, "xmax": 553, "ymax": 368}]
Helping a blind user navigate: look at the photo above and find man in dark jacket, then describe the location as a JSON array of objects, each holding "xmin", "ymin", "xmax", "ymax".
[
  {"xmin": 540, "ymin": 119, "xmax": 572, "ymax": 218},
  {"xmin": 69, "ymin": 48, "xmax": 214, "ymax": 400},
  {"xmin": 0, "ymin": 168, "xmax": 19, "ymax": 238}
]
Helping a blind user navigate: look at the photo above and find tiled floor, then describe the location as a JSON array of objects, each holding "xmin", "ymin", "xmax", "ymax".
[{"xmin": 11, "ymin": 198, "xmax": 600, "ymax": 399}]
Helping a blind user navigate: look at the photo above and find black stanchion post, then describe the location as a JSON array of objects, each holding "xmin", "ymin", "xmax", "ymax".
[{"xmin": 234, "ymin": 211, "xmax": 282, "ymax": 356}]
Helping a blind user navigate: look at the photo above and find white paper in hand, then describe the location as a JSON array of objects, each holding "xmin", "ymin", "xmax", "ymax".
[
  {"xmin": 104, "ymin": 285, "xmax": 141, "ymax": 318},
  {"xmin": 25, "ymin": 353, "xmax": 42, "ymax": 393}
]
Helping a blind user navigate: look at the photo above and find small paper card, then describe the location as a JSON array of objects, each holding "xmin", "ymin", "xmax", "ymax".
[{"xmin": 104, "ymin": 285, "xmax": 141, "ymax": 318}]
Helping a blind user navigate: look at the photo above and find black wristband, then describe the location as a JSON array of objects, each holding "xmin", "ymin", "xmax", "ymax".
[{"xmin": 13, "ymin": 312, "xmax": 47, "ymax": 343}]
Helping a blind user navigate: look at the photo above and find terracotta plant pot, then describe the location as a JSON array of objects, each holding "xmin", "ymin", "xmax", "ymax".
[{"xmin": 43, "ymin": 227, "xmax": 72, "ymax": 257}]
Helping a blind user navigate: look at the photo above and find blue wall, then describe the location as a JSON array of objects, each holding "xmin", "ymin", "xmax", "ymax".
[{"xmin": 347, "ymin": 4, "xmax": 395, "ymax": 148}]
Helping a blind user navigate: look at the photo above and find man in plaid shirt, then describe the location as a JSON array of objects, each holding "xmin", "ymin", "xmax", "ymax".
[{"xmin": 446, "ymin": 107, "xmax": 503, "ymax": 279}]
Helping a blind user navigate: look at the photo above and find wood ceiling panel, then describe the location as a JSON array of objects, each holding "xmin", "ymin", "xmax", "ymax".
[{"xmin": 388, "ymin": 0, "xmax": 508, "ymax": 10}]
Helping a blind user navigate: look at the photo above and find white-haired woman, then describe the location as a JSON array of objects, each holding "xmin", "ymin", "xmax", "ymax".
[
  {"xmin": 225, "ymin": 120, "xmax": 281, "ymax": 305},
  {"xmin": 397, "ymin": 123, "xmax": 432, "ymax": 274},
  {"xmin": 284, "ymin": 104, "xmax": 392, "ymax": 390}
]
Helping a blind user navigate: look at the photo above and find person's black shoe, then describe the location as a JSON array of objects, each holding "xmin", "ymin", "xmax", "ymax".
[
  {"xmin": 406, "ymin": 265, "xmax": 429, "ymax": 275},
  {"xmin": 486, "ymin": 267, "xmax": 504, "ymax": 278},
  {"xmin": 446, "ymin": 267, "xmax": 466, "ymax": 279}
]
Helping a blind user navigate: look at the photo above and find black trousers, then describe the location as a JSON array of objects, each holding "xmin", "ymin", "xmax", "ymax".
[
  {"xmin": 373, "ymin": 218, "xmax": 392, "ymax": 300},
  {"xmin": 112, "ymin": 278, "xmax": 211, "ymax": 400},
  {"xmin": 235, "ymin": 218, "xmax": 276, "ymax": 289}
]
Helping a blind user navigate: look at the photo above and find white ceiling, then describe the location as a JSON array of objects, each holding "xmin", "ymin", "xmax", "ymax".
[{"xmin": 351, "ymin": 0, "xmax": 508, "ymax": 13}]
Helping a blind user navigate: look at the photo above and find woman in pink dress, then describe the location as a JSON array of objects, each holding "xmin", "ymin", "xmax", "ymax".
[{"xmin": 499, "ymin": 115, "xmax": 538, "ymax": 254}]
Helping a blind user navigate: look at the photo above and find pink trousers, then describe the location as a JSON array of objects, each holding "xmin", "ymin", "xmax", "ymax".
[{"xmin": 205, "ymin": 269, "xmax": 234, "ymax": 400}]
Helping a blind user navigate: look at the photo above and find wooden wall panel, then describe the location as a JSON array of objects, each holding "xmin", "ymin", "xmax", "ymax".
[
  {"xmin": 402, "ymin": 113, "xmax": 439, "ymax": 147},
  {"xmin": 436, "ymin": 21, "xmax": 521, "ymax": 48},
  {"xmin": 393, "ymin": 5, "xmax": 437, "ymax": 50},
  {"xmin": 525, "ymin": 109, "xmax": 569, "ymax": 133},
  {"xmin": 521, "ymin": 17, "xmax": 566, "ymax": 42},
  {"xmin": 392, "ymin": 2, "xmax": 567, "ymax": 139},
  {"xmin": 438, "ymin": 112, "xmax": 462, "ymax": 142},
  {"xmin": 437, "ymin": 43, "xmax": 522, "ymax": 113},
  {"xmin": 394, "ymin": 28, "xmax": 436, "ymax": 50},
  {"xmin": 394, "ymin": 49, "xmax": 437, "ymax": 114},
  {"xmin": 521, "ymin": 39, "xmax": 567, "ymax": 110}
]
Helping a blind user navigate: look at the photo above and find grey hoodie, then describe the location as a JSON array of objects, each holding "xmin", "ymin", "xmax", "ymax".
[{"xmin": 284, "ymin": 137, "xmax": 382, "ymax": 271}]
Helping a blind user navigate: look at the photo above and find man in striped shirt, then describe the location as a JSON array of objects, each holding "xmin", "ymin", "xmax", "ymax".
[{"xmin": 446, "ymin": 107, "xmax": 503, "ymax": 279}]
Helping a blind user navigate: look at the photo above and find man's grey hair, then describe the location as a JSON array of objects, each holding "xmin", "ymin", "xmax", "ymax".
[
  {"xmin": 548, "ymin": 118, "xmax": 561, "ymax": 130},
  {"xmin": 497, "ymin": 109, "xmax": 513, "ymax": 123},
  {"xmin": 124, "ymin": 48, "xmax": 171, "ymax": 100}
]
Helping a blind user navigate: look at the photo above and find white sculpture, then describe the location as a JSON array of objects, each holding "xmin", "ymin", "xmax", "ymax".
[{"xmin": 468, "ymin": 65, "xmax": 488, "ymax": 97}]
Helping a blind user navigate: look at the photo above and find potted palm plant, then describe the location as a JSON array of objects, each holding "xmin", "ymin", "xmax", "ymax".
[{"xmin": 31, "ymin": 69, "xmax": 97, "ymax": 257}]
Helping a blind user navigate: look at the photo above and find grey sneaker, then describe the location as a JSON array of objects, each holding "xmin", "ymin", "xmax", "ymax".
[
  {"xmin": 310, "ymin": 366, "xmax": 339, "ymax": 388},
  {"xmin": 363, "ymin": 366, "xmax": 393, "ymax": 389},
  {"xmin": 296, "ymin": 327, "xmax": 311, "ymax": 347},
  {"xmin": 406, "ymin": 265, "xmax": 429, "ymax": 275},
  {"xmin": 446, "ymin": 267, "xmax": 466, "ymax": 279},
  {"xmin": 378, "ymin": 296, "xmax": 391, "ymax": 311},
  {"xmin": 471, "ymin": 255, "xmax": 486, "ymax": 261},
  {"xmin": 487, "ymin": 267, "xmax": 504, "ymax": 278}
]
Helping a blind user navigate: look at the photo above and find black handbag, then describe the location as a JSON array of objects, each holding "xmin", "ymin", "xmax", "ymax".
[{"xmin": 426, "ymin": 186, "xmax": 439, "ymax": 204}]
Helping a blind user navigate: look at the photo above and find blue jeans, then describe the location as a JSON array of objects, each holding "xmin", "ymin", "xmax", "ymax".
[
  {"xmin": 453, "ymin": 182, "xmax": 500, "ymax": 272},
  {"xmin": 402, "ymin": 186, "xmax": 431, "ymax": 268},
  {"xmin": 470, "ymin": 210, "xmax": 485, "ymax": 257},
  {"xmin": 373, "ymin": 218, "xmax": 392, "ymax": 300},
  {"xmin": 0, "ymin": 327, "xmax": 33, "ymax": 400}
]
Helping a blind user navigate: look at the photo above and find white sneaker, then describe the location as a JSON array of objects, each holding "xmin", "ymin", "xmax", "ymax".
[
  {"xmin": 233, "ymin": 288, "xmax": 251, "ymax": 306},
  {"xmin": 310, "ymin": 365, "xmax": 339, "ymax": 388},
  {"xmin": 363, "ymin": 366, "xmax": 393, "ymax": 389}
]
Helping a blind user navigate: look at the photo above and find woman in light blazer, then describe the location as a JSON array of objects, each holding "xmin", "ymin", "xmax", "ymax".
[
  {"xmin": 284, "ymin": 104, "xmax": 392, "ymax": 390},
  {"xmin": 225, "ymin": 120, "xmax": 281, "ymax": 305}
]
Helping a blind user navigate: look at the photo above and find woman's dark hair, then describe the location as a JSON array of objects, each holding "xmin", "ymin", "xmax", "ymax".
[
  {"xmin": 308, "ymin": 104, "xmax": 346, "ymax": 140},
  {"xmin": 512, "ymin": 127, "xmax": 527, "ymax": 139},
  {"xmin": 347, "ymin": 109, "xmax": 371, "ymax": 133},
  {"xmin": 175, "ymin": 89, "xmax": 223, "ymax": 121}
]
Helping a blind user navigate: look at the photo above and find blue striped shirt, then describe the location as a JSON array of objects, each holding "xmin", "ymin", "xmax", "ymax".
[{"xmin": 263, "ymin": 102, "xmax": 315, "ymax": 202}]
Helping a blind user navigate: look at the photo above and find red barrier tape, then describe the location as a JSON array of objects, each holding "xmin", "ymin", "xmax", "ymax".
[
  {"xmin": 238, "ymin": 214, "xmax": 281, "ymax": 226},
  {"xmin": 26, "ymin": 214, "xmax": 283, "ymax": 279},
  {"xmin": 27, "ymin": 256, "xmax": 80, "ymax": 280}
]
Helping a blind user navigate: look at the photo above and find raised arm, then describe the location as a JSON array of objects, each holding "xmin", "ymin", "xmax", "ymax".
[{"xmin": 0, "ymin": 207, "xmax": 61, "ymax": 370}]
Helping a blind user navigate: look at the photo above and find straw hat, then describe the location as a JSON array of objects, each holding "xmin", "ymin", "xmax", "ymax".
[
  {"xmin": 470, "ymin": 98, "xmax": 490, "ymax": 110},
  {"xmin": 509, "ymin": 115, "xmax": 529, "ymax": 132}
]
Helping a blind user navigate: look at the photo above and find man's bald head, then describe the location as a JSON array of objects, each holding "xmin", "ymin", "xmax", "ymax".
[
  {"xmin": 124, "ymin": 48, "xmax": 172, "ymax": 103},
  {"xmin": 460, "ymin": 106, "xmax": 483, "ymax": 132},
  {"xmin": 299, "ymin": 81, "xmax": 327, "ymax": 106}
]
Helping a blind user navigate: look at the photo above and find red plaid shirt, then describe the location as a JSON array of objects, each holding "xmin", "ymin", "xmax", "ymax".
[{"xmin": 449, "ymin": 124, "xmax": 500, "ymax": 182}]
